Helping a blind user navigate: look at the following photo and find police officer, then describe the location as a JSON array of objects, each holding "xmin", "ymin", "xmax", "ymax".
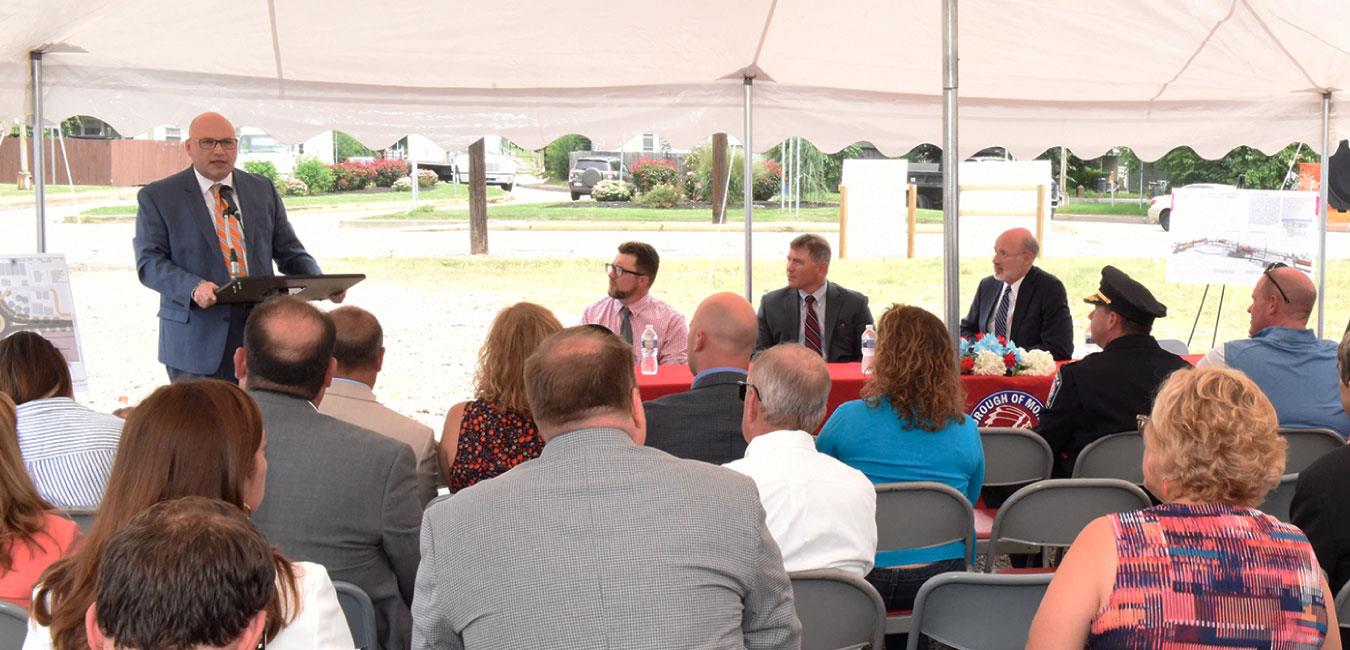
[{"xmin": 1035, "ymin": 266, "xmax": 1192, "ymax": 477}]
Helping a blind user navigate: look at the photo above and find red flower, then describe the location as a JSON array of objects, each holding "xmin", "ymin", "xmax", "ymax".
[
  {"xmin": 1003, "ymin": 352, "xmax": 1017, "ymax": 368},
  {"xmin": 997, "ymin": 335, "xmax": 1007, "ymax": 345},
  {"xmin": 961, "ymin": 357, "xmax": 975, "ymax": 373},
  {"xmin": 974, "ymin": 332, "xmax": 985, "ymax": 341}
]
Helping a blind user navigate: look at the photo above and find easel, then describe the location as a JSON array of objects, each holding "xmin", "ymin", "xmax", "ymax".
[{"xmin": 1186, "ymin": 284, "xmax": 1226, "ymax": 352}]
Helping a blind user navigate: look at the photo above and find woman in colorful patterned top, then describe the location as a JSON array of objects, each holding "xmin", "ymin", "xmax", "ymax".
[
  {"xmin": 439, "ymin": 303, "xmax": 562, "ymax": 492},
  {"xmin": 1028, "ymin": 366, "xmax": 1339, "ymax": 649}
]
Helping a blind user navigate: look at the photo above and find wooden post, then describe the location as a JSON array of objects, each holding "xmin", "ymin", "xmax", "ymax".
[
  {"xmin": 711, "ymin": 133, "xmax": 727, "ymax": 224},
  {"xmin": 838, "ymin": 184, "xmax": 849, "ymax": 259},
  {"xmin": 1035, "ymin": 184, "xmax": 1046, "ymax": 255},
  {"xmin": 469, "ymin": 138, "xmax": 488, "ymax": 255},
  {"xmin": 907, "ymin": 183, "xmax": 918, "ymax": 258}
]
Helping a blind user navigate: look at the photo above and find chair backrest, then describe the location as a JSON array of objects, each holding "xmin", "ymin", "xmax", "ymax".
[
  {"xmin": 905, "ymin": 572, "xmax": 1053, "ymax": 650},
  {"xmin": 985, "ymin": 479, "xmax": 1152, "ymax": 571},
  {"xmin": 1257, "ymin": 473, "xmax": 1299, "ymax": 523},
  {"xmin": 1156, "ymin": 338, "xmax": 1190, "ymax": 355},
  {"xmin": 875, "ymin": 482, "xmax": 975, "ymax": 566},
  {"xmin": 59, "ymin": 509, "xmax": 97, "ymax": 535},
  {"xmin": 332, "ymin": 581, "xmax": 380, "ymax": 650},
  {"xmin": 979, "ymin": 427, "xmax": 1053, "ymax": 487},
  {"xmin": 1071, "ymin": 431, "xmax": 1144, "ymax": 484},
  {"xmin": 1279, "ymin": 428, "xmax": 1345, "ymax": 474},
  {"xmin": 790, "ymin": 569, "xmax": 886, "ymax": 650},
  {"xmin": 1336, "ymin": 580, "xmax": 1350, "ymax": 633},
  {"xmin": 0, "ymin": 600, "xmax": 27, "ymax": 647}
]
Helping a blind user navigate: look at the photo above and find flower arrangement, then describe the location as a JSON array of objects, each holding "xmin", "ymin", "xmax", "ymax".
[{"xmin": 959, "ymin": 334, "xmax": 1057, "ymax": 376}]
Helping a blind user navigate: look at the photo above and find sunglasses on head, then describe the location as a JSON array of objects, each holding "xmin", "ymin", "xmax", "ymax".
[{"xmin": 1262, "ymin": 262, "xmax": 1291, "ymax": 304}]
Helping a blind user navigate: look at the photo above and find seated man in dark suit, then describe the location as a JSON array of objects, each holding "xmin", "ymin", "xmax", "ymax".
[
  {"xmin": 1290, "ymin": 330, "xmax": 1350, "ymax": 596},
  {"xmin": 756, "ymin": 233, "xmax": 873, "ymax": 362},
  {"xmin": 644, "ymin": 292, "xmax": 757, "ymax": 464},
  {"xmin": 236, "ymin": 296, "xmax": 421, "ymax": 650},
  {"xmin": 959, "ymin": 228, "xmax": 1074, "ymax": 360}
]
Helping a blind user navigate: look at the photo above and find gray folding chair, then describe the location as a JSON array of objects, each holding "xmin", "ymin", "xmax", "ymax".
[
  {"xmin": 979, "ymin": 427, "xmax": 1053, "ymax": 488},
  {"xmin": 904, "ymin": 572, "xmax": 1053, "ymax": 650},
  {"xmin": 984, "ymin": 479, "xmax": 1151, "ymax": 572},
  {"xmin": 1336, "ymin": 581, "xmax": 1350, "ymax": 635},
  {"xmin": 59, "ymin": 508, "xmax": 97, "ymax": 535},
  {"xmin": 1071, "ymin": 431, "xmax": 1144, "ymax": 485},
  {"xmin": 874, "ymin": 482, "xmax": 975, "ymax": 634},
  {"xmin": 1279, "ymin": 428, "xmax": 1345, "ymax": 474},
  {"xmin": 0, "ymin": 600, "xmax": 27, "ymax": 647},
  {"xmin": 333, "ymin": 581, "xmax": 379, "ymax": 650},
  {"xmin": 1156, "ymin": 339, "xmax": 1189, "ymax": 355},
  {"xmin": 1257, "ymin": 473, "xmax": 1299, "ymax": 523},
  {"xmin": 789, "ymin": 569, "xmax": 886, "ymax": 650}
]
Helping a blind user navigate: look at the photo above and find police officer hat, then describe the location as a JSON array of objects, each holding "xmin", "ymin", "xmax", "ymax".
[{"xmin": 1083, "ymin": 265, "xmax": 1167, "ymax": 325}]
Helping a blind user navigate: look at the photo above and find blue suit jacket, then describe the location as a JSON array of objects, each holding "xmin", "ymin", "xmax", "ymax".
[{"xmin": 133, "ymin": 166, "xmax": 321, "ymax": 373}]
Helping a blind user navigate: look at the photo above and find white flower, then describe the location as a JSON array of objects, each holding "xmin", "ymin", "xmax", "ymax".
[
  {"xmin": 1018, "ymin": 349, "xmax": 1057, "ymax": 376},
  {"xmin": 972, "ymin": 350, "xmax": 1007, "ymax": 376}
]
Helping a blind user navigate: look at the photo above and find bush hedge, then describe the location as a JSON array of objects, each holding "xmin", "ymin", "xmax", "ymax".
[
  {"xmin": 330, "ymin": 162, "xmax": 377, "ymax": 191},
  {"xmin": 591, "ymin": 179, "xmax": 633, "ymax": 202},
  {"xmin": 243, "ymin": 161, "xmax": 278, "ymax": 183},
  {"xmin": 630, "ymin": 158, "xmax": 680, "ymax": 193},
  {"xmin": 293, "ymin": 158, "xmax": 334, "ymax": 194},
  {"xmin": 372, "ymin": 159, "xmax": 409, "ymax": 187},
  {"xmin": 636, "ymin": 183, "xmax": 684, "ymax": 208}
]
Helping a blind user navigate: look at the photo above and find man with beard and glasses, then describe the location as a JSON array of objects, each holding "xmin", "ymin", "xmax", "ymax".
[{"xmin": 581, "ymin": 241, "xmax": 688, "ymax": 365}]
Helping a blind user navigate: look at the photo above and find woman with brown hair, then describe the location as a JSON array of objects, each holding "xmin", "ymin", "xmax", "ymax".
[
  {"xmin": 0, "ymin": 392, "xmax": 80, "ymax": 607},
  {"xmin": 816, "ymin": 304, "xmax": 985, "ymax": 610},
  {"xmin": 0, "ymin": 332, "xmax": 122, "ymax": 509},
  {"xmin": 25, "ymin": 380, "xmax": 353, "ymax": 650},
  {"xmin": 439, "ymin": 302, "xmax": 563, "ymax": 492}
]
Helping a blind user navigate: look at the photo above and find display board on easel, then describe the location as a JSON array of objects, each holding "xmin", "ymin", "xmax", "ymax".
[{"xmin": 0, "ymin": 254, "xmax": 88, "ymax": 392}]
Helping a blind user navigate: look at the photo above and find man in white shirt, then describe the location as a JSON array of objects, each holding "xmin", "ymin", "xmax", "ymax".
[
  {"xmin": 724, "ymin": 343, "xmax": 877, "ymax": 576},
  {"xmin": 318, "ymin": 305, "xmax": 439, "ymax": 505}
]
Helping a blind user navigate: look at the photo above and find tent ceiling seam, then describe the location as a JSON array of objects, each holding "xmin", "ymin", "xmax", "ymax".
[
  {"xmin": 748, "ymin": 0, "xmax": 778, "ymax": 78},
  {"xmin": 1241, "ymin": 0, "xmax": 1326, "ymax": 92},
  {"xmin": 267, "ymin": 0, "xmax": 286, "ymax": 98},
  {"xmin": 1147, "ymin": 0, "xmax": 1240, "ymax": 105}
]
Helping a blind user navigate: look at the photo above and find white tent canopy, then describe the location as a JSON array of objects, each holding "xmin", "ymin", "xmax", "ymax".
[{"xmin": 2, "ymin": 0, "xmax": 1345, "ymax": 158}]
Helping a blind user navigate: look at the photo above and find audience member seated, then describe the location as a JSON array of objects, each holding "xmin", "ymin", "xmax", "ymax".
[
  {"xmin": 1028, "ymin": 367, "xmax": 1338, "ymax": 648},
  {"xmin": 959, "ymin": 227, "xmax": 1074, "ymax": 360},
  {"xmin": 724, "ymin": 343, "xmax": 877, "ymax": 575},
  {"xmin": 84, "ymin": 497, "xmax": 276, "ymax": 650},
  {"xmin": 756, "ymin": 233, "xmax": 874, "ymax": 362},
  {"xmin": 411, "ymin": 326, "xmax": 800, "ymax": 648},
  {"xmin": 0, "ymin": 332, "xmax": 122, "ymax": 509},
  {"xmin": 1035, "ymin": 266, "xmax": 1189, "ymax": 476},
  {"xmin": 0, "ymin": 393, "xmax": 79, "ymax": 608},
  {"xmin": 816, "ymin": 304, "xmax": 983, "ymax": 610},
  {"xmin": 319, "ymin": 305, "xmax": 439, "ymax": 506},
  {"xmin": 581, "ymin": 241, "xmax": 688, "ymax": 365},
  {"xmin": 29, "ymin": 380, "xmax": 352, "ymax": 649},
  {"xmin": 1291, "ymin": 330, "xmax": 1350, "ymax": 596},
  {"xmin": 238, "ymin": 296, "xmax": 419, "ymax": 650},
  {"xmin": 440, "ymin": 302, "xmax": 562, "ymax": 492},
  {"xmin": 644, "ymin": 292, "xmax": 757, "ymax": 464},
  {"xmin": 1198, "ymin": 263, "xmax": 1349, "ymax": 435}
]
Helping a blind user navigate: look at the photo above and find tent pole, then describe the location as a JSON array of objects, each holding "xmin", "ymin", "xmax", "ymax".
[
  {"xmin": 1316, "ymin": 91, "xmax": 1330, "ymax": 337},
  {"xmin": 30, "ymin": 51, "xmax": 46, "ymax": 253},
  {"xmin": 942, "ymin": 0, "xmax": 960, "ymax": 347},
  {"xmin": 743, "ymin": 76, "xmax": 754, "ymax": 302}
]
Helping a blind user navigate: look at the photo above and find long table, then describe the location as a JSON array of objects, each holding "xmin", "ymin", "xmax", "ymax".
[{"xmin": 637, "ymin": 363, "xmax": 1059, "ymax": 428}]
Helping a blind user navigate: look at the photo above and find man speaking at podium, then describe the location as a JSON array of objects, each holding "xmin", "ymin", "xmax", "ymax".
[{"xmin": 134, "ymin": 111, "xmax": 341, "ymax": 382}]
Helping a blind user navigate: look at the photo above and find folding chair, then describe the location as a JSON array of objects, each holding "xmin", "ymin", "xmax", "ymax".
[
  {"xmin": 904, "ymin": 572, "xmax": 1053, "ymax": 650},
  {"xmin": 1071, "ymin": 431, "xmax": 1144, "ymax": 485},
  {"xmin": 984, "ymin": 479, "xmax": 1151, "ymax": 572},
  {"xmin": 1257, "ymin": 473, "xmax": 1298, "ymax": 523},
  {"xmin": 874, "ymin": 482, "xmax": 975, "ymax": 634},
  {"xmin": 59, "ymin": 508, "xmax": 98, "ymax": 535},
  {"xmin": 0, "ymin": 600, "xmax": 27, "ymax": 647},
  {"xmin": 789, "ymin": 569, "xmax": 886, "ymax": 650},
  {"xmin": 1156, "ymin": 339, "xmax": 1189, "ymax": 355},
  {"xmin": 333, "ymin": 581, "xmax": 379, "ymax": 650},
  {"xmin": 979, "ymin": 427, "xmax": 1053, "ymax": 488},
  {"xmin": 1336, "ymin": 581, "xmax": 1350, "ymax": 636},
  {"xmin": 1279, "ymin": 428, "xmax": 1345, "ymax": 474}
]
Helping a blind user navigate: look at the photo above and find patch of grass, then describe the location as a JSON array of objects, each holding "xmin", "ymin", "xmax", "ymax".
[
  {"xmin": 79, "ymin": 205, "xmax": 137, "ymax": 216},
  {"xmin": 1058, "ymin": 202, "xmax": 1148, "ymax": 216},
  {"xmin": 281, "ymin": 182, "xmax": 504, "ymax": 207},
  {"xmin": 0, "ymin": 184, "xmax": 123, "ymax": 197},
  {"xmin": 326, "ymin": 255, "xmax": 1350, "ymax": 352},
  {"xmin": 367, "ymin": 202, "xmax": 945, "ymax": 224}
]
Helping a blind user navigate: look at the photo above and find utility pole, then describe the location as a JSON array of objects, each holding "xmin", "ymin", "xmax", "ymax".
[{"xmin": 469, "ymin": 138, "xmax": 488, "ymax": 254}]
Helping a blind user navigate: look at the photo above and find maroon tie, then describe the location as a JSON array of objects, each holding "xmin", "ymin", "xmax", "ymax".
[{"xmin": 803, "ymin": 295, "xmax": 823, "ymax": 355}]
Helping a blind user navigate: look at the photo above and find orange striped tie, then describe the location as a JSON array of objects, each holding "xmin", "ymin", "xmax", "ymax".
[{"xmin": 211, "ymin": 183, "xmax": 248, "ymax": 277}]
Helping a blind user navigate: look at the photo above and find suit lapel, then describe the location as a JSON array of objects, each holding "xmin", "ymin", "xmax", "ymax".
[
  {"xmin": 979, "ymin": 280, "xmax": 998, "ymax": 333},
  {"xmin": 823, "ymin": 282, "xmax": 842, "ymax": 349},
  {"xmin": 783, "ymin": 289, "xmax": 801, "ymax": 342},
  {"xmin": 1012, "ymin": 267, "xmax": 1039, "ymax": 342},
  {"xmin": 233, "ymin": 172, "xmax": 267, "ymax": 273},
  {"xmin": 181, "ymin": 168, "xmax": 228, "ymax": 278}
]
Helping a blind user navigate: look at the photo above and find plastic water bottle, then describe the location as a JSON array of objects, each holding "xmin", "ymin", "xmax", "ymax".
[
  {"xmin": 640, "ymin": 324, "xmax": 659, "ymax": 375},
  {"xmin": 860, "ymin": 324, "xmax": 877, "ymax": 375}
]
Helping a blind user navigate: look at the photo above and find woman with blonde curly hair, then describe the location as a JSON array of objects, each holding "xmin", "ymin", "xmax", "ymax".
[
  {"xmin": 439, "ymin": 302, "xmax": 563, "ymax": 492},
  {"xmin": 1028, "ymin": 366, "xmax": 1339, "ymax": 649},
  {"xmin": 816, "ymin": 304, "xmax": 984, "ymax": 610}
]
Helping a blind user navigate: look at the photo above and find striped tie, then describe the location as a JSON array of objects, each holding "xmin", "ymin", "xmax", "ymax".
[
  {"xmin": 993, "ymin": 283, "xmax": 1012, "ymax": 339},
  {"xmin": 211, "ymin": 183, "xmax": 248, "ymax": 277},
  {"xmin": 803, "ymin": 294, "xmax": 823, "ymax": 355}
]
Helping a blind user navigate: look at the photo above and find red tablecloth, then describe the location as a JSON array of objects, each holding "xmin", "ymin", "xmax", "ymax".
[{"xmin": 637, "ymin": 363, "xmax": 1060, "ymax": 428}]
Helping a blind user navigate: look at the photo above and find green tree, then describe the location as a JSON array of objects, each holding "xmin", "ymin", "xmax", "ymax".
[
  {"xmin": 1156, "ymin": 144, "xmax": 1314, "ymax": 189},
  {"xmin": 542, "ymin": 134, "xmax": 592, "ymax": 181},
  {"xmin": 333, "ymin": 131, "xmax": 374, "ymax": 161},
  {"xmin": 766, "ymin": 139, "xmax": 864, "ymax": 199}
]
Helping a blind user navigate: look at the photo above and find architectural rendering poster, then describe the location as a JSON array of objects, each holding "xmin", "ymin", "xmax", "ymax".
[
  {"xmin": 0, "ymin": 254, "xmax": 88, "ymax": 391},
  {"xmin": 1165, "ymin": 187, "xmax": 1318, "ymax": 286}
]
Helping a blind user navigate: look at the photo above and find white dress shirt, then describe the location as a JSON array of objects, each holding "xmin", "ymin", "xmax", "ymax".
[{"xmin": 724, "ymin": 429, "xmax": 877, "ymax": 576}]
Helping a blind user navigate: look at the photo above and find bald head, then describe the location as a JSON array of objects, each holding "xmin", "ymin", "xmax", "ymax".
[
  {"xmin": 185, "ymin": 112, "xmax": 238, "ymax": 182},
  {"xmin": 993, "ymin": 228, "xmax": 1038, "ymax": 283},
  {"xmin": 687, "ymin": 292, "xmax": 757, "ymax": 374},
  {"xmin": 238, "ymin": 297, "xmax": 336, "ymax": 401},
  {"xmin": 1250, "ymin": 266, "xmax": 1317, "ymax": 335},
  {"xmin": 330, "ymin": 306, "xmax": 384, "ymax": 376}
]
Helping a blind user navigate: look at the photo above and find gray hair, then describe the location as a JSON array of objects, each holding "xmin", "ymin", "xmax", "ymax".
[
  {"xmin": 1339, "ymin": 329, "xmax": 1350, "ymax": 385},
  {"xmin": 748, "ymin": 344, "xmax": 832, "ymax": 431}
]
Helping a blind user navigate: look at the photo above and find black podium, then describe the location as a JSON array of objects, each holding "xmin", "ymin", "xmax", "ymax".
[{"xmin": 214, "ymin": 274, "xmax": 365, "ymax": 304}]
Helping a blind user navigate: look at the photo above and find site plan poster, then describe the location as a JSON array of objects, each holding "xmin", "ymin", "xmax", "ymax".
[
  {"xmin": 1165, "ymin": 187, "xmax": 1318, "ymax": 286},
  {"xmin": 0, "ymin": 254, "xmax": 88, "ymax": 391}
]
